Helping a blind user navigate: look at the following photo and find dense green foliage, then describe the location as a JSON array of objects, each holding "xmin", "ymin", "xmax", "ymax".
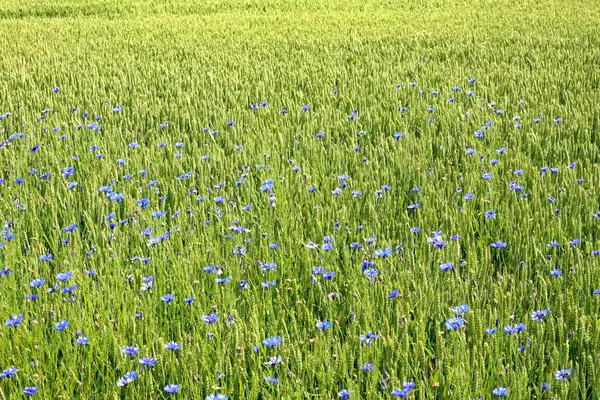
[{"xmin": 1, "ymin": 0, "xmax": 600, "ymax": 398}]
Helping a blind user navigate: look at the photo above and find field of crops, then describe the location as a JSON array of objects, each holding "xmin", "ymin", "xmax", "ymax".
[{"xmin": 1, "ymin": 0, "xmax": 600, "ymax": 398}]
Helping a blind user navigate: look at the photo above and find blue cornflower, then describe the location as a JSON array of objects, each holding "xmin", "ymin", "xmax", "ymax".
[
  {"xmin": 0, "ymin": 366, "xmax": 18, "ymax": 378},
  {"xmin": 530, "ymin": 309, "xmax": 549, "ymax": 322},
  {"xmin": 391, "ymin": 382, "xmax": 416, "ymax": 397},
  {"xmin": 541, "ymin": 382, "xmax": 551, "ymax": 391},
  {"xmin": 491, "ymin": 241, "xmax": 507, "ymax": 249},
  {"xmin": 161, "ymin": 293, "xmax": 175, "ymax": 303},
  {"xmin": 206, "ymin": 394, "xmax": 228, "ymax": 400},
  {"xmin": 359, "ymin": 332, "xmax": 380, "ymax": 346},
  {"xmin": 262, "ymin": 335, "xmax": 282, "ymax": 347},
  {"xmin": 260, "ymin": 178, "xmax": 274, "ymax": 192},
  {"xmin": 165, "ymin": 342, "xmax": 181, "ymax": 350},
  {"xmin": 485, "ymin": 328, "xmax": 497, "ymax": 335},
  {"xmin": 504, "ymin": 323, "xmax": 526, "ymax": 334},
  {"xmin": 555, "ymin": 369, "xmax": 571, "ymax": 381},
  {"xmin": 338, "ymin": 389, "xmax": 350, "ymax": 400},
  {"xmin": 550, "ymin": 268, "xmax": 562, "ymax": 277},
  {"xmin": 30, "ymin": 278, "xmax": 45, "ymax": 287},
  {"xmin": 62, "ymin": 166, "xmax": 75, "ymax": 177},
  {"xmin": 316, "ymin": 320, "xmax": 332, "ymax": 330},
  {"xmin": 23, "ymin": 386, "xmax": 38, "ymax": 396},
  {"xmin": 361, "ymin": 363, "xmax": 374, "ymax": 372},
  {"xmin": 5, "ymin": 314, "xmax": 23, "ymax": 328},
  {"xmin": 264, "ymin": 356, "xmax": 282, "ymax": 367},
  {"xmin": 152, "ymin": 210, "xmax": 166, "ymax": 218},
  {"xmin": 54, "ymin": 320, "xmax": 69, "ymax": 331},
  {"xmin": 232, "ymin": 245, "xmax": 247, "ymax": 256},
  {"xmin": 363, "ymin": 268, "xmax": 379, "ymax": 281},
  {"xmin": 136, "ymin": 198, "xmax": 150, "ymax": 210},
  {"xmin": 374, "ymin": 247, "xmax": 392, "ymax": 258},
  {"xmin": 66, "ymin": 181, "xmax": 78, "ymax": 190},
  {"xmin": 164, "ymin": 384, "xmax": 181, "ymax": 394},
  {"xmin": 117, "ymin": 371, "xmax": 138, "ymax": 387},
  {"xmin": 403, "ymin": 382, "xmax": 416, "ymax": 391},
  {"xmin": 261, "ymin": 262, "xmax": 277, "ymax": 271},
  {"xmin": 492, "ymin": 387, "xmax": 508, "ymax": 397},
  {"xmin": 64, "ymin": 223, "xmax": 78, "ymax": 232},
  {"xmin": 122, "ymin": 346, "xmax": 140, "ymax": 356},
  {"xmin": 40, "ymin": 254, "xmax": 53, "ymax": 262},
  {"xmin": 139, "ymin": 357, "xmax": 156, "ymax": 368},
  {"xmin": 427, "ymin": 232, "xmax": 446, "ymax": 247},
  {"xmin": 201, "ymin": 312, "xmax": 219, "ymax": 324},
  {"xmin": 215, "ymin": 276, "xmax": 231, "ymax": 285},
  {"xmin": 362, "ymin": 259, "xmax": 376, "ymax": 270},
  {"xmin": 445, "ymin": 317, "xmax": 464, "ymax": 330},
  {"xmin": 439, "ymin": 262, "xmax": 454, "ymax": 271},
  {"xmin": 59, "ymin": 283, "xmax": 78, "ymax": 295},
  {"xmin": 388, "ymin": 288, "xmax": 400, "ymax": 298},
  {"xmin": 318, "ymin": 269, "xmax": 335, "ymax": 279},
  {"xmin": 76, "ymin": 336, "xmax": 90, "ymax": 345},
  {"xmin": 452, "ymin": 304, "xmax": 469, "ymax": 315},
  {"xmin": 107, "ymin": 192, "xmax": 125, "ymax": 202},
  {"xmin": 485, "ymin": 210, "xmax": 497, "ymax": 219}
]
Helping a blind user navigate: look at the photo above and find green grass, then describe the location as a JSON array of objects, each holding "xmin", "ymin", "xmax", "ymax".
[{"xmin": 1, "ymin": 0, "xmax": 600, "ymax": 398}]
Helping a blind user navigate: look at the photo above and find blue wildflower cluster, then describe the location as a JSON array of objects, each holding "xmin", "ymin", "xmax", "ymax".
[{"xmin": 0, "ymin": 71, "xmax": 596, "ymax": 399}]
